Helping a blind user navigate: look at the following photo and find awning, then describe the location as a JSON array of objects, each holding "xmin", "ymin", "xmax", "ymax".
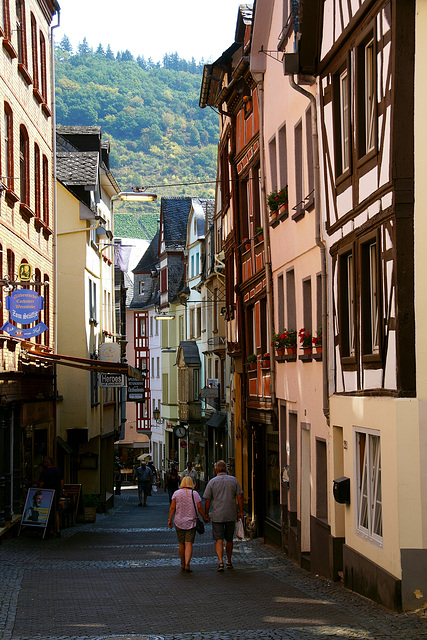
[
  {"xmin": 21, "ymin": 348, "xmax": 145, "ymax": 380},
  {"xmin": 206, "ymin": 412, "xmax": 227, "ymax": 430}
]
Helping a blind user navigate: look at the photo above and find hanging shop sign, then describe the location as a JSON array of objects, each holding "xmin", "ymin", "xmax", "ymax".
[
  {"xmin": 99, "ymin": 342, "xmax": 121, "ymax": 363},
  {"xmin": 127, "ymin": 376, "xmax": 145, "ymax": 402},
  {"xmin": 98, "ymin": 373, "xmax": 125, "ymax": 388},
  {"xmin": 18, "ymin": 262, "xmax": 32, "ymax": 281},
  {"xmin": 1, "ymin": 289, "xmax": 48, "ymax": 338}
]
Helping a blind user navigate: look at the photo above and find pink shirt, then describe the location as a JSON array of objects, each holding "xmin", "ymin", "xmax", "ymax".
[{"xmin": 172, "ymin": 488, "xmax": 201, "ymax": 530}]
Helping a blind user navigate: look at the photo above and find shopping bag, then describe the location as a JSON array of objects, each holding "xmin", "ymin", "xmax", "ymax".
[{"xmin": 235, "ymin": 518, "xmax": 245, "ymax": 539}]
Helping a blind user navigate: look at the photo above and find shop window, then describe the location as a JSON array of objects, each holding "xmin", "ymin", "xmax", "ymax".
[{"xmin": 355, "ymin": 429, "xmax": 382, "ymax": 546}]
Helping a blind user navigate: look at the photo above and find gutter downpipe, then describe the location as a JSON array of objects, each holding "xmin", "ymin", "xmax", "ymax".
[
  {"xmin": 289, "ymin": 75, "xmax": 329, "ymax": 424},
  {"xmin": 253, "ymin": 74, "xmax": 278, "ymax": 421},
  {"xmin": 50, "ymin": 9, "xmax": 60, "ymax": 462}
]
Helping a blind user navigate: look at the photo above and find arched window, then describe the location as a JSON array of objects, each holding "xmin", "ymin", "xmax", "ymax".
[
  {"xmin": 4, "ymin": 104, "xmax": 14, "ymax": 192},
  {"xmin": 42, "ymin": 155, "xmax": 49, "ymax": 225},
  {"xmin": 39, "ymin": 31, "xmax": 47, "ymax": 102}
]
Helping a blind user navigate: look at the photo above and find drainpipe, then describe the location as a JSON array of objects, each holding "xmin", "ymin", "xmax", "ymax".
[
  {"xmin": 288, "ymin": 75, "xmax": 329, "ymax": 424},
  {"xmin": 253, "ymin": 76, "xmax": 278, "ymax": 420},
  {"xmin": 50, "ymin": 9, "xmax": 60, "ymax": 462}
]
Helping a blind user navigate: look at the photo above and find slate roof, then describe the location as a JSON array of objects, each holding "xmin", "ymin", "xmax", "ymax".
[
  {"xmin": 124, "ymin": 272, "xmax": 134, "ymax": 307},
  {"xmin": 133, "ymin": 231, "xmax": 160, "ymax": 273},
  {"xmin": 56, "ymin": 125, "xmax": 101, "ymax": 137},
  {"xmin": 162, "ymin": 197, "xmax": 193, "ymax": 251},
  {"xmin": 56, "ymin": 151, "xmax": 99, "ymax": 186},
  {"xmin": 179, "ymin": 341, "xmax": 201, "ymax": 366}
]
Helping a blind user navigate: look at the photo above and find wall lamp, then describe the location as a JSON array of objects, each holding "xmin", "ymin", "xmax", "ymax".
[{"xmin": 153, "ymin": 408, "xmax": 162, "ymax": 425}]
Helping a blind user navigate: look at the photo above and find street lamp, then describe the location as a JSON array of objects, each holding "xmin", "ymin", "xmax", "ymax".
[
  {"xmin": 153, "ymin": 408, "xmax": 161, "ymax": 423},
  {"xmin": 114, "ymin": 190, "xmax": 157, "ymax": 206}
]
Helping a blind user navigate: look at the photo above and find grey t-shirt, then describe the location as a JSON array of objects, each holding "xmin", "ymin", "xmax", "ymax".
[{"xmin": 203, "ymin": 473, "xmax": 243, "ymax": 522}]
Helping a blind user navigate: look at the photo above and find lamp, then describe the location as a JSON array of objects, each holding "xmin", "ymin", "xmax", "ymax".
[
  {"xmin": 117, "ymin": 191, "xmax": 157, "ymax": 202},
  {"xmin": 155, "ymin": 313, "xmax": 174, "ymax": 320},
  {"xmin": 152, "ymin": 408, "xmax": 162, "ymax": 427}
]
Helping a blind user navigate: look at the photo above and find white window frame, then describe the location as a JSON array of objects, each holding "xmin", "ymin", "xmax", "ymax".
[{"xmin": 354, "ymin": 428, "xmax": 382, "ymax": 547}]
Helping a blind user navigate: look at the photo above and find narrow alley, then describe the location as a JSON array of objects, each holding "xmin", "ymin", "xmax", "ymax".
[{"xmin": 0, "ymin": 488, "xmax": 426, "ymax": 640}]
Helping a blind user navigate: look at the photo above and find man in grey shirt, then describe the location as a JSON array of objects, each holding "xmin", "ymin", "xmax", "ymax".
[{"xmin": 204, "ymin": 459, "xmax": 244, "ymax": 572}]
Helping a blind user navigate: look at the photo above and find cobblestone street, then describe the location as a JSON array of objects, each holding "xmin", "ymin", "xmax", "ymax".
[{"xmin": 1, "ymin": 488, "xmax": 426, "ymax": 640}]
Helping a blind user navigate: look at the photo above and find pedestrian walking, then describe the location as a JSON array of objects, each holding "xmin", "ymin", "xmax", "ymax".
[
  {"xmin": 168, "ymin": 475, "xmax": 208, "ymax": 573},
  {"xmin": 135, "ymin": 461, "xmax": 153, "ymax": 507},
  {"xmin": 203, "ymin": 459, "xmax": 244, "ymax": 572},
  {"xmin": 166, "ymin": 464, "xmax": 180, "ymax": 503},
  {"xmin": 181, "ymin": 460, "xmax": 198, "ymax": 489},
  {"xmin": 38, "ymin": 456, "xmax": 64, "ymax": 538}
]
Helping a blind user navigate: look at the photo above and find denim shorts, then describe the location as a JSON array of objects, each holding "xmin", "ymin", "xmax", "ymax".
[{"xmin": 212, "ymin": 520, "xmax": 235, "ymax": 542}]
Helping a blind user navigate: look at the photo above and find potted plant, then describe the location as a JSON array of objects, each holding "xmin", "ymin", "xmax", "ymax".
[
  {"xmin": 261, "ymin": 352, "xmax": 270, "ymax": 368},
  {"xmin": 267, "ymin": 186, "xmax": 288, "ymax": 216},
  {"xmin": 255, "ymin": 226, "xmax": 264, "ymax": 242},
  {"xmin": 83, "ymin": 493, "xmax": 100, "ymax": 523},
  {"xmin": 242, "ymin": 237, "xmax": 251, "ymax": 251},
  {"xmin": 299, "ymin": 328, "xmax": 312, "ymax": 354},
  {"xmin": 272, "ymin": 331, "xmax": 287, "ymax": 355},
  {"xmin": 312, "ymin": 326, "xmax": 322, "ymax": 353},
  {"xmin": 247, "ymin": 354, "xmax": 257, "ymax": 370}
]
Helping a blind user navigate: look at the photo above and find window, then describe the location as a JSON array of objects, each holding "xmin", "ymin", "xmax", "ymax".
[
  {"xmin": 189, "ymin": 307, "xmax": 194, "ymax": 338},
  {"xmin": 39, "ymin": 31, "xmax": 47, "ymax": 102},
  {"xmin": 268, "ymin": 135, "xmax": 277, "ymax": 192},
  {"xmin": 4, "ymin": 105, "xmax": 13, "ymax": 191},
  {"xmin": 360, "ymin": 234, "xmax": 380, "ymax": 357},
  {"xmin": 89, "ymin": 279, "xmax": 97, "ymax": 324},
  {"xmin": 151, "ymin": 357, "xmax": 154, "ymax": 378},
  {"xmin": 277, "ymin": 274, "xmax": 284, "ymax": 331},
  {"xmin": 252, "ymin": 164, "xmax": 261, "ymax": 231},
  {"xmin": 34, "ymin": 143, "xmax": 40, "ymax": 217},
  {"xmin": 302, "ymin": 278, "xmax": 312, "ymax": 336},
  {"xmin": 338, "ymin": 249, "xmax": 355, "ymax": 359},
  {"xmin": 42, "ymin": 155, "xmax": 49, "ymax": 225},
  {"xmin": 278, "ymin": 124, "xmax": 288, "ymax": 190},
  {"xmin": 286, "ymin": 268, "xmax": 296, "ymax": 331},
  {"xmin": 219, "ymin": 139, "xmax": 230, "ymax": 211},
  {"xmin": 30, "ymin": 13, "xmax": 39, "ymax": 92},
  {"xmin": 3, "ymin": 0, "xmax": 11, "ymax": 38},
  {"xmin": 294, "ymin": 121, "xmax": 304, "ymax": 218},
  {"xmin": 195, "ymin": 252, "xmax": 199, "ymax": 275},
  {"xmin": 357, "ymin": 33, "xmax": 376, "ymax": 158},
  {"xmin": 333, "ymin": 63, "xmax": 351, "ymax": 178},
  {"xmin": 16, "ymin": 0, "xmax": 27, "ymax": 66},
  {"xmin": 305, "ymin": 106, "xmax": 314, "ymax": 208},
  {"xmin": 191, "ymin": 255, "xmax": 194, "ymax": 278},
  {"xmin": 162, "ymin": 373, "xmax": 168, "ymax": 404},
  {"xmin": 196, "ymin": 306, "xmax": 201, "ymax": 338},
  {"xmin": 155, "ymin": 317, "xmax": 158, "ymax": 336},
  {"xmin": 43, "ymin": 274, "xmax": 49, "ymax": 345},
  {"xmin": 19, "ymin": 126, "xmax": 29, "ymax": 205},
  {"xmin": 156, "ymin": 356, "xmax": 160, "ymax": 378},
  {"xmin": 193, "ymin": 368, "xmax": 200, "ymax": 401},
  {"xmin": 90, "ymin": 354, "xmax": 99, "ymax": 406},
  {"xmin": 356, "ymin": 430, "xmax": 382, "ymax": 545}
]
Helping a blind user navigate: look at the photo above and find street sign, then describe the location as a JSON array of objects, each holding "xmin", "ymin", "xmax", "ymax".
[
  {"xmin": 180, "ymin": 440, "xmax": 188, "ymax": 449},
  {"xmin": 98, "ymin": 373, "xmax": 125, "ymax": 388},
  {"xmin": 127, "ymin": 376, "xmax": 145, "ymax": 402}
]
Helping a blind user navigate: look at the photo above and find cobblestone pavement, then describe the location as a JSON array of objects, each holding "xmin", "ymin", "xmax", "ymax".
[{"xmin": 1, "ymin": 488, "xmax": 426, "ymax": 640}]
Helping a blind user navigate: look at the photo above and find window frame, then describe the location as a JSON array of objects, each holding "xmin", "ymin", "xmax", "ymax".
[
  {"xmin": 356, "ymin": 27, "xmax": 377, "ymax": 164},
  {"xmin": 359, "ymin": 229, "xmax": 382, "ymax": 363},
  {"xmin": 338, "ymin": 244, "xmax": 356, "ymax": 364},
  {"xmin": 354, "ymin": 428, "xmax": 383, "ymax": 547},
  {"xmin": 333, "ymin": 56, "xmax": 352, "ymax": 184}
]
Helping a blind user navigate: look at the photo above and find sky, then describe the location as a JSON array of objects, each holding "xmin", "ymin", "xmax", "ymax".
[{"xmin": 54, "ymin": 0, "xmax": 244, "ymax": 63}]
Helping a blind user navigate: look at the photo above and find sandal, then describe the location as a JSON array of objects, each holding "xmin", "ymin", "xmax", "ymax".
[
  {"xmin": 217, "ymin": 563, "xmax": 224, "ymax": 572},
  {"xmin": 185, "ymin": 564, "xmax": 192, "ymax": 573},
  {"xmin": 226, "ymin": 561, "xmax": 233, "ymax": 569}
]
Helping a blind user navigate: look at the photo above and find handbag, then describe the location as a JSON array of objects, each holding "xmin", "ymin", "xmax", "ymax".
[{"xmin": 191, "ymin": 490, "xmax": 205, "ymax": 534}]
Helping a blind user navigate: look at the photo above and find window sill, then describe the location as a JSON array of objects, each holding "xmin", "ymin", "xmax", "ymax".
[
  {"xmin": 269, "ymin": 207, "xmax": 289, "ymax": 229},
  {"xmin": 356, "ymin": 147, "xmax": 377, "ymax": 170},
  {"xmin": 34, "ymin": 217, "xmax": 52, "ymax": 236},
  {"xmin": 335, "ymin": 167, "xmax": 352, "ymax": 189},
  {"xmin": 3, "ymin": 38, "xmax": 17, "ymax": 58},
  {"xmin": 18, "ymin": 63, "xmax": 32, "ymax": 85},
  {"xmin": 33, "ymin": 87, "xmax": 44, "ymax": 104},
  {"xmin": 19, "ymin": 203, "xmax": 34, "ymax": 221},
  {"xmin": 5, "ymin": 189, "xmax": 19, "ymax": 206},
  {"xmin": 304, "ymin": 194, "xmax": 315, "ymax": 212},
  {"xmin": 292, "ymin": 205, "xmax": 305, "ymax": 222},
  {"xmin": 41, "ymin": 103, "xmax": 51, "ymax": 118}
]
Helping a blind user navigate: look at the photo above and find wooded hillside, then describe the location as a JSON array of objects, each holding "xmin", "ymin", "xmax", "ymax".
[{"xmin": 55, "ymin": 38, "xmax": 219, "ymax": 239}]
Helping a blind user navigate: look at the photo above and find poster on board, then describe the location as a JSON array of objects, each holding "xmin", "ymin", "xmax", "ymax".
[{"xmin": 20, "ymin": 488, "xmax": 55, "ymax": 537}]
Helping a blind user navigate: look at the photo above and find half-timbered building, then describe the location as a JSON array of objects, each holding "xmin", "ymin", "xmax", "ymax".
[{"xmin": 318, "ymin": 0, "xmax": 420, "ymax": 610}]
